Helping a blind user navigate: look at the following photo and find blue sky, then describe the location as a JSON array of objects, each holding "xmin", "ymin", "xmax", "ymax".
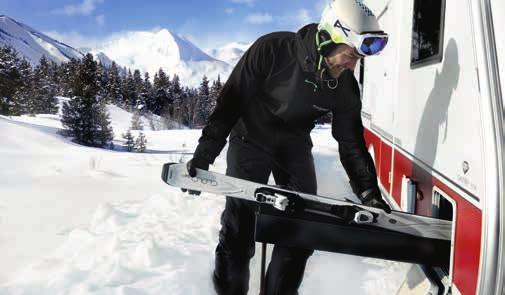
[{"xmin": 1, "ymin": 0, "xmax": 328, "ymax": 50}]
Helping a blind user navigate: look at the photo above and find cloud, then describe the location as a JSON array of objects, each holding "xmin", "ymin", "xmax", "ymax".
[
  {"xmin": 95, "ymin": 14, "xmax": 105, "ymax": 26},
  {"xmin": 52, "ymin": 0, "xmax": 104, "ymax": 16},
  {"xmin": 245, "ymin": 13, "xmax": 273, "ymax": 25},
  {"xmin": 229, "ymin": 0, "xmax": 254, "ymax": 6},
  {"xmin": 224, "ymin": 8, "xmax": 234, "ymax": 14}
]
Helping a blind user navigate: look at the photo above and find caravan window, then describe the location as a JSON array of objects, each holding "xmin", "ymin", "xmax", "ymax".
[{"xmin": 410, "ymin": 0, "xmax": 446, "ymax": 68}]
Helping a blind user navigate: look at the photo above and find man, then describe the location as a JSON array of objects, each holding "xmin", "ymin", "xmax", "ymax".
[{"xmin": 185, "ymin": 0, "xmax": 391, "ymax": 294}]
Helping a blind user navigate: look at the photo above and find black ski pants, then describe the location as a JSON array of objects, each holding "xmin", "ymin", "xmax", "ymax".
[{"xmin": 213, "ymin": 135, "xmax": 317, "ymax": 295}]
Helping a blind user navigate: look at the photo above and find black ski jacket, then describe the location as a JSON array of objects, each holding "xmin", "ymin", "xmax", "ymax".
[{"xmin": 194, "ymin": 23, "xmax": 380, "ymax": 197}]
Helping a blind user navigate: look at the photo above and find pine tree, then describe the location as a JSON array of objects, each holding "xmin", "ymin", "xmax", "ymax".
[
  {"xmin": 210, "ymin": 75, "xmax": 223, "ymax": 113},
  {"xmin": 106, "ymin": 61, "xmax": 122, "ymax": 104},
  {"xmin": 152, "ymin": 68, "xmax": 170, "ymax": 115},
  {"xmin": 61, "ymin": 53, "xmax": 114, "ymax": 147},
  {"xmin": 134, "ymin": 132, "xmax": 147, "ymax": 152},
  {"xmin": 122, "ymin": 129, "xmax": 135, "ymax": 152},
  {"xmin": 32, "ymin": 55, "xmax": 58, "ymax": 114},
  {"xmin": 59, "ymin": 57, "xmax": 80, "ymax": 97},
  {"xmin": 195, "ymin": 75, "xmax": 211, "ymax": 126},
  {"xmin": 122, "ymin": 69, "xmax": 137, "ymax": 110},
  {"xmin": 132, "ymin": 69, "xmax": 145, "ymax": 111},
  {"xmin": 170, "ymin": 74, "xmax": 184, "ymax": 125},
  {"xmin": 11, "ymin": 58, "xmax": 33, "ymax": 115},
  {"xmin": 49, "ymin": 60, "xmax": 61, "ymax": 95},
  {"xmin": 141, "ymin": 71, "xmax": 153, "ymax": 113},
  {"xmin": 183, "ymin": 87, "xmax": 199, "ymax": 128},
  {"xmin": 96, "ymin": 61, "xmax": 108, "ymax": 103},
  {"xmin": 0, "ymin": 47, "xmax": 22, "ymax": 115}
]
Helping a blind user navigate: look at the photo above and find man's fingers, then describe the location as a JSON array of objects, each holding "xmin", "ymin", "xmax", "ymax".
[{"xmin": 187, "ymin": 161, "xmax": 197, "ymax": 177}]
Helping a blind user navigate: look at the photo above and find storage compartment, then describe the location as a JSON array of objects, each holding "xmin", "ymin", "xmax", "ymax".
[{"xmin": 254, "ymin": 204, "xmax": 451, "ymax": 266}]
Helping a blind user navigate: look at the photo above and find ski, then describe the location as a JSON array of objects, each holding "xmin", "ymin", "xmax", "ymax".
[{"xmin": 161, "ymin": 162, "xmax": 452, "ymax": 241}]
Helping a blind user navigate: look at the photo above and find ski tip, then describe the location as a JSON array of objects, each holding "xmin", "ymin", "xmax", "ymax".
[{"xmin": 161, "ymin": 162, "xmax": 177, "ymax": 182}]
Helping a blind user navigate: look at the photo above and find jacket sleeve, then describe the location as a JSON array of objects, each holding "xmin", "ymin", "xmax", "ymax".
[
  {"xmin": 331, "ymin": 74, "xmax": 381, "ymax": 199},
  {"xmin": 193, "ymin": 39, "xmax": 270, "ymax": 164}
]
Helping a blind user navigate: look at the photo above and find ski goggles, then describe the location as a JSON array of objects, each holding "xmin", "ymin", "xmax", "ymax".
[
  {"xmin": 332, "ymin": 31, "xmax": 389, "ymax": 56},
  {"xmin": 322, "ymin": 20, "xmax": 389, "ymax": 56},
  {"xmin": 352, "ymin": 32, "xmax": 389, "ymax": 56}
]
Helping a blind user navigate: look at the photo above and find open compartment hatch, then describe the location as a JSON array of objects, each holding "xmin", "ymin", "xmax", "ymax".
[{"xmin": 254, "ymin": 199, "xmax": 452, "ymax": 267}]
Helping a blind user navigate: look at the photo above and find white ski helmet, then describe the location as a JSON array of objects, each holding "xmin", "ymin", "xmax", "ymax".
[{"xmin": 317, "ymin": 0, "xmax": 388, "ymax": 58}]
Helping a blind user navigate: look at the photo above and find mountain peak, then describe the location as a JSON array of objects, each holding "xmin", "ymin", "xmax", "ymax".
[
  {"xmin": 0, "ymin": 15, "xmax": 83, "ymax": 65},
  {"xmin": 93, "ymin": 28, "xmax": 231, "ymax": 87}
]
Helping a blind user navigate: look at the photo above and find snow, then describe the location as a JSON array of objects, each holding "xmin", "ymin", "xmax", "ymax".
[{"xmin": 0, "ymin": 100, "xmax": 410, "ymax": 294}]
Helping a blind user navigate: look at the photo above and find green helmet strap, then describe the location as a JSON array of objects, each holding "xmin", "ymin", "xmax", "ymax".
[{"xmin": 315, "ymin": 30, "xmax": 334, "ymax": 71}]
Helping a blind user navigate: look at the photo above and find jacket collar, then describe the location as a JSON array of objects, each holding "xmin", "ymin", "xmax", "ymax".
[{"xmin": 295, "ymin": 23, "xmax": 320, "ymax": 73}]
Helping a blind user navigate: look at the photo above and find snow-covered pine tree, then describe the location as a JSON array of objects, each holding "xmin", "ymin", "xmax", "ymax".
[
  {"xmin": 183, "ymin": 86, "xmax": 199, "ymax": 128},
  {"xmin": 59, "ymin": 57, "xmax": 80, "ymax": 97},
  {"xmin": 209, "ymin": 75, "xmax": 223, "ymax": 113},
  {"xmin": 152, "ymin": 68, "xmax": 170, "ymax": 115},
  {"xmin": 0, "ymin": 46, "xmax": 22, "ymax": 115},
  {"xmin": 195, "ymin": 75, "xmax": 210, "ymax": 126},
  {"xmin": 32, "ymin": 55, "xmax": 58, "ymax": 114},
  {"xmin": 61, "ymin": 53, "xmax": 114, "ymax": 147},
  {"xmin": 170, "ymin": 74, "xmax": 184, "ymax": 125},
  {"xmin": 132, "ymin": 69, "xmax": 145, "ymax": 112},
  {"xmin": 49, "ymin": 60, "xmax": 61, "ymax": 95},
  {"xmin": 11, "ymin": 58, "xmax": 33, "ymax": 115},
  {"xmin": 140, "ymin": 71, "xmax": 153, "ymax": 114},
  {"xmin": 122, "ymin": 129, "xmax": 135, "ymax": 152},
  {"xmin": 122, "ymin": 69, "xmax": 137, "ymax": 111},
  {"xmin": 106, "ymin": 61, "xmax": 122, "ymax": 105},
  {"xmin": 96, "ymin": 61, "xmax": 108, "ymax": 103},
  {"xmin": 134, "ymin": 132, "xmax": 147, "ymax": 152}
]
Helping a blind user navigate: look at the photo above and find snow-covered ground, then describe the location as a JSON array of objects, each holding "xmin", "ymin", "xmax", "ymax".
[{"xmin": 0, "ymin": 104, "xmax": 411, "ymax": 294}]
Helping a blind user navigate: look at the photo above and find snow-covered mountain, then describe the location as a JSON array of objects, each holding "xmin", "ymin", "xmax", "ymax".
[
  {"xmin": 0, "ymin": 15, "xmax": 241, "ymax": 88},
  {"xmin": 93, "ymin": 29, "xmax": 233, "ymax": 87},
  {"xmin": 0, "ymin": 15, "xmax": 83, "ymax": 65},
  {"xmin": 207, "ymin": 42, "xmax": 251, "ymax": 67},
  {"xmin": 91, "ymin": 51, "xmax": 114, "ymax": 68}
]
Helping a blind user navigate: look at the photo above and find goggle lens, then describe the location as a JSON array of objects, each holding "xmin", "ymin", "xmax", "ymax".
[{"xmin": 360, "ymin": 36, "xmax": 388, "ymax": 55}]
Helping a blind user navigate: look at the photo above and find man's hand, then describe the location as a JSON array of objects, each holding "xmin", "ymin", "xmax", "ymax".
[
  {"xmin": 360, "ymin": 189, "xmax": 392, "ymax": 214},
  {"xmin": 181, "ymin": 158, "xmax": 210, "ymax": 196}
]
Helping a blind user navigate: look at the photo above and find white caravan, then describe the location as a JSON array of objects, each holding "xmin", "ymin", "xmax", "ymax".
[{"xmin": 359, "ymin": 0, "xmax": 504, "ymax": 294}]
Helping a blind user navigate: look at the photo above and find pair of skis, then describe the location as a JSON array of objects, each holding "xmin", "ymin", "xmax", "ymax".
[{"xmin": 161, "ymin": 162, "xmax": 452, "ymax": 241}]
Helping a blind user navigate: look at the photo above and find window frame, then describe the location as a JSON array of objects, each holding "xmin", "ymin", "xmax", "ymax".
[{"xmin": 410, "ymin": 0, "xmax": 447, "ymax": 69}]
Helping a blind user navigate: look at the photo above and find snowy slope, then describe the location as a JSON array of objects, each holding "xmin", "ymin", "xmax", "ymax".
[
  {"xmin": 0, "ymin": 105, "xmax": 410, "ymax": 294},
  {"xmin": 94, "ymin": 29, "xmax": 233, "ymax": 87},
  {"xmin": 0, "ymin": 15, "xmax": 83, "ymax": 65},
  {"xmin": 207, "ymin": 42, "xmax": 251, "ymax": 66}
]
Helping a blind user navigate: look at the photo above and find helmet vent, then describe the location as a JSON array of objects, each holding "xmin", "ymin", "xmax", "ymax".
[{"xmin": 355, "ymin": 0, "xmax": 375, "ymax": 17}]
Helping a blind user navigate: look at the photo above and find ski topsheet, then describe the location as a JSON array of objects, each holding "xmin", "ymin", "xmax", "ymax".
[{"xmin": 161, "ymin": 162, "xmax": 452, "ymax": 241}]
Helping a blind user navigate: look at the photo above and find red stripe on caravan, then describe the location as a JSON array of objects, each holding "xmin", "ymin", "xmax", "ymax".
[
  {"xmin": 364, "ymin": 127, "xmax": 481, "ymax": 295},
  {"xmin": 433, "ymin": 177, "xmax": 481, "ymax": 295}
]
